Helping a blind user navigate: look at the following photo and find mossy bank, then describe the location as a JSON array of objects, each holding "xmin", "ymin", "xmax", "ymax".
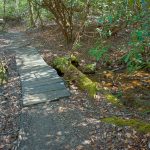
[{"xmin": 102, "ymin": 116, "xmax": 150, "ymax": 133}]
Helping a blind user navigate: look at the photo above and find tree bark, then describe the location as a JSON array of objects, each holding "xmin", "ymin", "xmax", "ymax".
[
  {"xmin": 42, "ymin": 0, "xmax": 73, "ymax": 44},
  {"xmin": 28, "ymin": 0, "xmax": 36, "ymax": 27},
  {"xmin": 33, "ymin": 1, "xmax": 44, "ymax": 27}
]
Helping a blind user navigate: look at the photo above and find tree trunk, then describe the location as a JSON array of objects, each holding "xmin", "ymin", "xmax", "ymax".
[
  {"xmin": 28, "ymin": 0, "xmax": 36, "ymax": 27},
  {"xmin": 15, "ymin": 0, "xmax": 19, "ymax": 15},
  {"xmin": 34, "ymin": 2, "xmax": 44, "ymax": 27},
  {"xmin": 42, "ymin": 0, "xmax": 73, "ymax": 44},
  {"xmin": 3, "ymin": 0, "xmax": 6, "ymax": 18}
]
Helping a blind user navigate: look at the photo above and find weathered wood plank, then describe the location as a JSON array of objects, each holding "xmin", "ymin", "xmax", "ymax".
[
  {"xmin": 20, "ymin": 76, "xmax": 60, "ymax": 83},
  {"xmin": 21, "ymin": 77, "xmax": 63, "ymax": 87},
  {"xmin": 22, "ymin": 82, "xmax": 66, "ymax": 94},
  {"xmin": 18, "ymin": 66, "xmax": 56, "ymax": 75},
  {"xmin": 20, "ymin": 73, "xmax": 58, "ymax": 81},
  {"xmin": 23, "ymin": 89, "xmax": 70, "ymax": 106}
]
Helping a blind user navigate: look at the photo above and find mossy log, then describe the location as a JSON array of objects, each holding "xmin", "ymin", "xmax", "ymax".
[
  {"xmin": 53, "ymin": 57, "xmax": 123, "ymax": 106},
  {"xmin": 53, "ymin": 57, "xmax": 99, "ymax": 97}
]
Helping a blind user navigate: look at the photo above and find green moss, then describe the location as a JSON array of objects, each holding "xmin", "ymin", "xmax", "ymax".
[
  {"xmin": 70, "ymin": 55, "xmax": 78, "ymax": 62},
  {"xmin": 105, "ymin": 94, "xmax": 123, "ymax": 107},
  {"xmin": 53, "ymin": 57, "xmax": 99, "ymax": 98},
  {"xmin": 69, "ymin": 64, "xmax": 98, "ymax": 98},
  {"xmin": 53, "ymin": 57, "xmax": 70, "ymax": 72},
  {"xmin": 102, "ymin": 116, "xmax": 150, "ymax": 133},
  {"xmin": 79, "ymin": 73, "xmax": 98, "ymax": 97}
]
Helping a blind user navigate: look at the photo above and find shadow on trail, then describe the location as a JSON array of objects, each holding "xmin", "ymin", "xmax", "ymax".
[{"xmin": 19, "ymin": 104, "xmax": 102, "ymax": 150}]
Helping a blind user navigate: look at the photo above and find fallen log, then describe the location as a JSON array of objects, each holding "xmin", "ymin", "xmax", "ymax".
[
  {"xmin": 53, "ymin": 56, "xmax": 123, "ymax": 107},
  {"xmin": 53, "ymin": 57, "xmax": 99, "ymax": 97}
]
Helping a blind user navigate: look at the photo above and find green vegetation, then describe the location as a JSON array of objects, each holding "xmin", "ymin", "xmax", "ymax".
[
  {"xmin": 83, "ymin": 63, "xmax": 96, "ymax": 74},
  {"xmin": 89, "ymin": 45, "xmax": 109, "ymax": 62},
  {"xmin": 88, "ymin": 1, "xmax": 150, "ymax": 72},
  {"xmin": 102, "ymin": 116, "xmax": 150, "ymax": 133},
  {"xmin": 121, "ymin": 12, "xmax": 150, "ymax": 72},
  {"xmin": 105, "ymin": 94, "xmax": 123, "ymax": 107}
]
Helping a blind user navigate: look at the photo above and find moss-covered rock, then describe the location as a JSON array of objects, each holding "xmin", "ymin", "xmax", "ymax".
[{"xmin": 102, "ymin": 116, "xmax": 150, "ymax": 133}]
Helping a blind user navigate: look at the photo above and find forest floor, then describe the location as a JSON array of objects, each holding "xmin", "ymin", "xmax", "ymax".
[
  {"xmin": 26, "ymin": 25, "xmax": 150, "ymax": 115},
  {"xmin": 0, "ymin": 25, "xmax": 150, "ymax": 149},
  {"xmin": 0, "ymin": 36, "xmax": 21, "ymax": 149}
]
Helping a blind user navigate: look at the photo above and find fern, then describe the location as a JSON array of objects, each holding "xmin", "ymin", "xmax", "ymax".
[{"xmin": 89, "ymin": 46, "xmax": 108, "ymax": 61}]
